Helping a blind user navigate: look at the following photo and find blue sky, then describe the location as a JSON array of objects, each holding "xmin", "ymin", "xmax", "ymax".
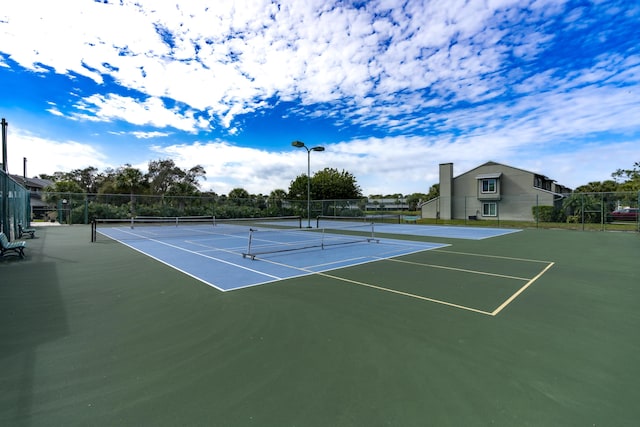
[{"xmin": 1, "ymin": 0, "xmax": 639, "ymax": 196}]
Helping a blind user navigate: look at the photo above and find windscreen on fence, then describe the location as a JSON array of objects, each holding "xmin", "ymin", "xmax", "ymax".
[{"xmin": 0, "ymin": 169, "xmax": 31, "ymax": 240}]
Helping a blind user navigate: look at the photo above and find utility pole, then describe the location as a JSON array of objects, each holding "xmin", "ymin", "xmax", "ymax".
[
  {"xmin": 1, "ymin": 118, "xmax": 7, "ymax": 172},
  {"xmin": 1, "ymin": 118, "xmax": 8, "ymax": 235}
]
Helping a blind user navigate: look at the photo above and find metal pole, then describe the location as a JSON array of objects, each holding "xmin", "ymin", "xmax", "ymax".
[
  {"xmin": 292, "ymin": 140, "xmax": 323, "ymax": 228},
  {"xmin": 1, "ymin": 119, "xmax": 8, "ymax": 236},
  {"xmin": 1, "ymin": 118, "xmax": 7, "ymax": 172},
  {"xmin": 307, "ymin": 148, "xmax": 311, "ymax": 228}
]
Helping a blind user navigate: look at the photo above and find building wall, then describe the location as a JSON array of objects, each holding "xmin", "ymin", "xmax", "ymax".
[
  {"xmin": 421, "ymin": 162, "xmax": 567, "ymax": 221},
  {"xmin": 439, "ymin": 163, "xmax": 453, "ymax": 220}
]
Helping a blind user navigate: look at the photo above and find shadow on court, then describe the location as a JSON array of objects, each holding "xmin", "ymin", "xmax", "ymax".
[{"xmin": 1, "ymin": 232, "xmax": 69, "ymax": 427}]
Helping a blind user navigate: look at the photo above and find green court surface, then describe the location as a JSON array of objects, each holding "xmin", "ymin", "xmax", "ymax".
[{"xmin": 1, "ymin": 225, "xmax": 639, "ymax": 426}]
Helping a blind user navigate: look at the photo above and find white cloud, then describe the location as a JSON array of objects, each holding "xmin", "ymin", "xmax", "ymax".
[
  {"xmin": 70, "ymin": 94, "xmax": 205, "ymax": 132},
  {"xmin": 2, "ymin": 0, "xmax": 639, "ymax": 197},
  {"xmin": 1, "ymin": 0, "xmax": 566, "ymax": 129},
  {"xmin": 6, "ymin": 122, "xmax": 640, "ymax": 196},
  {"xmin": 7, "ymin": 130, "xmax": 109, "ymax": 177},
  {"xmin": 131, "ymin": 131, "xmax": 171, "ymax": 139}
]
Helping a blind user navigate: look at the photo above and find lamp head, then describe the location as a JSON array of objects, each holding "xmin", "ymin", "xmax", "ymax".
[
  {"xmin": 311, "ymin": 146, "xmax": 325, "ymax": 152},
  {"xmin": 291, "ymin": 140, "xmax": 305, "ymax": 148}
]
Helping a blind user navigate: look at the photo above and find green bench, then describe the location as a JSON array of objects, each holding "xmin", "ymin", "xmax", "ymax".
[
  {"xmin": 19, "ymin": 223, "xmax": 36, "ymax": 238},
  {"xmin": 0, "ymin": 232, "xmax": 26, "ymax": 258},
  {"xmin": 402, "ymin": 215, "xmax": 420, "ymax": 223}
]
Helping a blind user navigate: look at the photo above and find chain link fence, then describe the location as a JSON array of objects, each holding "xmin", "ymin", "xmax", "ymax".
[
  {"xmin": 0, "ymin": 169, "xmax": 31, "ymax": 240},
  {"xmin": 26, "ymin": 190, "xmax": 640, "ymax": 232},
  {"xmin": 422, "ymin": 192, "xmax": 639, "ymax": 231}
]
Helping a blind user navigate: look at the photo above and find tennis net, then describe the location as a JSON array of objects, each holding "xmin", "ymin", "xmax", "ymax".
[
  {"xmin": 316, "ymin": 214, "xmax": 401, "ymax": 228},
  {"xmin": 242, "ymin": 221, "xmax": 379, "ymax": 260},
  {"xmin": 91, "ymin": 215, "xmax": 302, "ymax": 242}
]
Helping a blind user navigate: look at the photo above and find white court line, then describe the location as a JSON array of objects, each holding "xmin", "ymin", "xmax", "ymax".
[
  {"xmin": 386, "ymin": 258, "xmax": 531, "ymax": 281},
  {"xmin": 315, "ymin": 271, "xmax": 494, "ymax": 316},
  {"xmin": 432, "ymin": 249, "xmax": 552, "ymax": 264},
  {"xmin": 491, "ymin": 262, "xmax": 555, "ymax": 316}
]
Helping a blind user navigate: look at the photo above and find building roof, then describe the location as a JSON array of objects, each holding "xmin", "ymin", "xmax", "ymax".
[
  {"xmin": 9, "ymin": 175, "xmax": 53, "ymax": 189},
  {"xmin": 475, "ymin": 172, "xmax": 502, "ymax": 179},
  {"xmin": 460, "ymin": 161, "xmax": 556, "ymax": 182}
]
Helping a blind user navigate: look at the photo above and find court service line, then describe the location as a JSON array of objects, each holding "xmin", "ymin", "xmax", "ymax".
[
  {"xmin": 491, "ymin": 262, "xmax": 555, "ymax": 316},
  {"xmin": 385, "ymin": 258, "xmax": 531, "ymax": 281},
  {"xmin": 432, "ymin": 249, "xmax": 552, "ymax": 264},
  {"xmin": 316, "ymin": 272, "xmax": 494, "ymax": 316}
]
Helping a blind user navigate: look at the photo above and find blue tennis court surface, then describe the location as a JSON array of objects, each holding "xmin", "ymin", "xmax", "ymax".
[
  {"xmin": 96, "ymin": 223, "xmax": 449, "ymax": 291},
  {"xmin": 372, "ymin": 223, "xmax": 521, "ymax": 239}
]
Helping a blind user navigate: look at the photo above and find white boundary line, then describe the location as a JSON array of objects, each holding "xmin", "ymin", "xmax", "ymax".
[
  {"xmin": 386, "ymin": 258, "xmax": 531, "ymax": 281},
  {"xmin": 315, "ymin": 251, "xmax": 555, "ymax": 317},
  {"xmin": 315, "ymin": 271, "xmax": 494, "ymax": 316},
  {"xmin": 491, "ymin": 262, "xmax": 555, "ymax": 316}
]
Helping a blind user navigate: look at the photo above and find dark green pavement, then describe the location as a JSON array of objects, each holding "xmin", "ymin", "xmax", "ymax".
[{"xmin": 1, "ymin": 225, "xmax": 639, "ymax": 426}]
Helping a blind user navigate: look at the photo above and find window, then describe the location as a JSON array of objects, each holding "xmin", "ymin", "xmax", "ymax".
[
  {"xmin": 481, "ymin": 178, "xmax": 497, "ymax": 193},
  {"xmin": 482, "ymin": 202, "xmax": 497, "ymax": 217}
]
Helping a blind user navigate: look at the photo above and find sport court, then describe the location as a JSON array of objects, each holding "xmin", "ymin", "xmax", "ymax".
[
  {"xmin": 92, "ymin": 216, "xmax": 546, "ymax": 316},
  {"xmin": 3, "ymin": 223, "xmax": 638, "ymax": 426},
  {"xmin": 93, "ymin": 217, "xmax": 451, "ymax": 291}
]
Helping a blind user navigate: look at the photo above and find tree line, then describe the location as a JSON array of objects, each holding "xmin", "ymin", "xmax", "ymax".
[
  {"xmin": 38, "ymin": 159, "xmax": 384, "ymax": 221},
  {"xmin": 527, "ymin": 162, "xmax": 639, "ymax": 224},
  {"xmin": 41, "ymin": 159, "xmax": 433, "ymax": 207},
  {"xmin": 42, "ymin": 159, "xmax": 367, "ymax": 198}
]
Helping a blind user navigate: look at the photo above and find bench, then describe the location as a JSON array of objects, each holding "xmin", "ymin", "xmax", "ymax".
[
  {"xmin": 0, "ymin": 232, "xmax": 26, "ymax": 258},
  {"xmin": 403, "ymin": 215, "xmax": 420, "ymax": 223},
  {"xmin": 19, "ymin": 224, "xmax": 36, "ymax": 238}
]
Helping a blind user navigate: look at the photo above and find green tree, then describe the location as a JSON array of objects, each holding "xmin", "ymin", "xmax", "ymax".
[
  {"xmin": 406, "ymin": 192, "xmax": 428, "ymax": 210},
  {"xmin": 43, "ymin": 180, "xmax": 84, "ymax": 203},
  {"xmin": 114, "ymin": 165, "xmax": 147, "ymax": 195},
  {"xmin": 288, "ymin": 168, "xmax": 362, "ymax": 200},
  {"xmin": 112, "ymin": 165, "xmax": 147, "ymax": 216},
  {"xmin": 70, "ymin": 167, "xmax": 100, "ymax": 193},
  {"xmin": 269, "ymin": 189, "xmax": 287, "ymax": 203},
  {"xmin": 612, "ymin": 161, "xmax": 640, "ymax": 191},
  {"xmin": 574, "ymin": 180, "xmax": 618, "ymax": 193},
  {"xmin": 228, "ymin": 188, "xmax": 250, "ymax": 205},
  {"xmin": 426, "ymin": 184, "xmax": 439, "ymax": 200},
  {"xmin": 562, "ymin": 193, "xmax": 604, "ymax": 223},
  {"xmin": 288, "ymin": 175, "xmax": 308, "ymax": 201},
  {"xmin": 147, "ymin": 160, "xmax": 206, "ymax": 195},
  {"xmin": 147, "ymin": 159, "xmax": 184, "ymax": 194}
]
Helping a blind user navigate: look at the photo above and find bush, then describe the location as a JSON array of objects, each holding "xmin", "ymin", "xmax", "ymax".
[{"xmin": 532, "ymin": 206, "xmax": 567, "ymax": 222}]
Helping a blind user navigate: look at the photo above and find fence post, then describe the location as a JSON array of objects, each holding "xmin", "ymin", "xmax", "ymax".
[
  {"xmin": 581, "ymin": 193, "xmax": 585, "ymax": 231},
  {"xmin": 601, "ymin": 192, "xmax": 604, "ymax": 231},
  {"xmin": 84, "ymin": 197, "xmax": 89, "ymax": 224},
  {"xmin": 464, "ymin": 196, "xmax": 467, "ymax": 224}
]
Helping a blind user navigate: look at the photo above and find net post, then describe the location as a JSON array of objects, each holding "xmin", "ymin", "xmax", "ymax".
[
  {"xmin": 243, "ymin": 228, "xmax": 255, "ymax": 259},
  {"xmin": 90, "ymin": 219, "xmax": 96, "ymax": 242}
]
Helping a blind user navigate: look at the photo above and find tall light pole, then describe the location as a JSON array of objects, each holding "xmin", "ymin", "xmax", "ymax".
[{"xmin": 292, "ymin": 140, "xmax": 324, "ymax": 227}]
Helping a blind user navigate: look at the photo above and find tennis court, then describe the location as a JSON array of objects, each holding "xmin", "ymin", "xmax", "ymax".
[
  {"xmin": 2, "ymin": 222, "xmax": 639, "ymax": 426},
  {"xmin": 92, "ymin": 216, "xmax": 452, "ymax": 291}
]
